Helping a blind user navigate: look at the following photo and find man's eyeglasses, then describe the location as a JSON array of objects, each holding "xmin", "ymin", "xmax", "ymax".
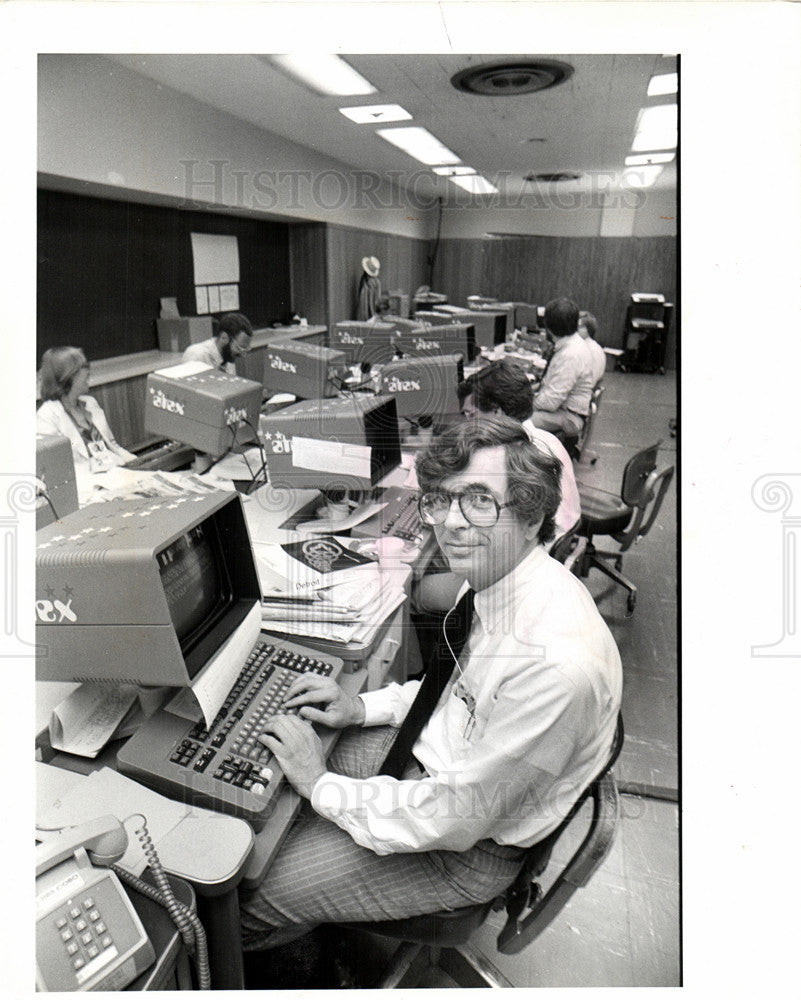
[{"xmin": 418, "ymin": 489, "xmax": 513, "ymax": 528}]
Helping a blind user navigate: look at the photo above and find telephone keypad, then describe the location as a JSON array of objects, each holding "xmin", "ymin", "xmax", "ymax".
[{"xmin": 53, "ymin": 897, "xmax": 117, "ymax": 977}]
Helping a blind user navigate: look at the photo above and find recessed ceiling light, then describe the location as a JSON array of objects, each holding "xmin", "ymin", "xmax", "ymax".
[
  {"xmin": 625, "ymin": 152, "xmax": 675, "ymax": 166},
  {"xmin": 623, "ymin": 165, "xmax": 664, "ymax": 188},
  {"xmin": 449, "ymin": 175, "xmax": 498, "ymax": 195},
  {"xmin": 339, "ymin": 104, "xmax": 412, "ymax": 124},
  {"xmin": 432, "ymin": 165, "xmax": 477, "ymax": 176},
  {"xmin": 647, "ymin": 73, "xmax": 678, "ymax": 97},
  {"xmin": 376, "ymin": 126, "xmax": 461, "ymax": 165},
  {"xmin": 272, "ymin": 54, "xmax": 376, "ymax": 96}
]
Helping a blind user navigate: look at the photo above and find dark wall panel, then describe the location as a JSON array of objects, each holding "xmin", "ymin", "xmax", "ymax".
[
  {"xmin": 325, "ymin": 225, "xmax": 430, "ymax": 331},
  {"xmin": 432, "ymin": 235, "xmax": 678, "ymax": 367},
  {"xmin": 37, "ymin": 189, "xmax": 292, "ymax": 362},
  {"xmin": 288, "ymin": 222, "xmax": 328, "ymax": 327}
]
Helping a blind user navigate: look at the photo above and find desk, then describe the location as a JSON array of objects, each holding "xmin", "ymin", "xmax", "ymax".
[{"xmin": 36, "ymin": 744, "xmax": 255, "ymax": 990}]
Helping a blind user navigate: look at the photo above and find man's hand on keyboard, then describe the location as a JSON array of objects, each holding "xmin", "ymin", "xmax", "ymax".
[
  {"xmin": 282, "ymin": 674, "xmax": 366, "ymax": 729},
  {"xmin": 257, "ymin": 715, "xmax": 327, "ymax": 799}
]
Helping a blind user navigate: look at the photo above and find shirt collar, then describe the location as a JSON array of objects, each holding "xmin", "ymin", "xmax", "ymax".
[{"xmin": 466, "ymin": 543, "xmax": 548, "ymax": 635}]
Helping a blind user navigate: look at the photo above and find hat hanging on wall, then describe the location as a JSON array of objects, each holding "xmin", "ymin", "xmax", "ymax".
[{"xmin": 362, "ymin": 256, "xmax": 381, "ymax": 277}]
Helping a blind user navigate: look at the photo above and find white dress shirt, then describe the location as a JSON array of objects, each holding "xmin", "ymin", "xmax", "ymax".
[
  {"xmin": 520, "ymin": 419, "xmax": 582, "ymax": 536},
  {"xmin": 532, "ymin": 332, "xmax": 595, "ymax": 417},
  {"xmin": 312, "ymin": 544, "xmax": 622, "ymax": 855},
  {"xmin": 182, "ymin": 338, "xmax": 235, "ymax": 374},
  {"xmin": 584, "ymin": 337, "xmax": 607, "ymax": 386}
]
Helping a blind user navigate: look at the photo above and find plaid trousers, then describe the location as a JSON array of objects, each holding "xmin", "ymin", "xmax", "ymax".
[{"xmin": 238, "ymin": 724, "xmax": 524, "ymax": 951}]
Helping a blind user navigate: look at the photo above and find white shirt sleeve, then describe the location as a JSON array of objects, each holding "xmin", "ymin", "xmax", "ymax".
[
  {"xmin": 311, "ymin": 655, "xmax": 596, "ymax": 855},
  {"xmin": 358, "ymin": 679, "xmax": 421, "ymax": 727}
]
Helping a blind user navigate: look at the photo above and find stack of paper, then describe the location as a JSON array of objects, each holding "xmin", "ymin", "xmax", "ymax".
[{"xmin": 253, "ymin": 535, "xmax": 408, "ymax": 644}]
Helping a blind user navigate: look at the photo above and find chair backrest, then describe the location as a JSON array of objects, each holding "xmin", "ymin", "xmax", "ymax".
[
  {"xmin": 548, "ymin": 522, "xmax": 587, "ymax": 575},
  {"xmin": 616, "ymin": 442, "xmax": 675, "ymax": 550},
  {"xmin": 496, "ymin": 713, "xmax": 624, "ymax": 955},
  {"xmin": 574, "ymin": 381, "xmax": 604, "ymax": 459}
]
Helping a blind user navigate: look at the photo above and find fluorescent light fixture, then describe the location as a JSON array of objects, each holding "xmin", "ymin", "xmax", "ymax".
[
  {"xmin": 449, "ymin": 175, "xmax": 499, "ymax": 195},
  {"xmin": 376, "ymin": 126, "xmax": 461, "ymax": 165},
  {"xmin": 625, "ymin": 152, "xmax": 675, "ymax": 166},
  {"xmin": 631, "ymin": 131, "xmax": 677, "ymax": 152},
  {"xmin": 622, "ymin": 165, "xmax": 664, "ymax": 188},
  {"xmin": 432, "ymin": 165, "xmax": 477, "ymax": 176},
  {"xmin": 635, "ymin": 104, "xmax": 677, "ymax": 133},
  {"xmin": 647, "ymin": 73, "xmax": 678, "ymax": 97},
  {"xmin": 272, "ymin": 54, "xmax": 376, "ymax": 96},
  {"xmin": 632, "ymin": 104, "xmax": 678, "ymax": 151},
  {"xmin": 339, "ymin": 104, "xmax": 412, "ymax": 124}
]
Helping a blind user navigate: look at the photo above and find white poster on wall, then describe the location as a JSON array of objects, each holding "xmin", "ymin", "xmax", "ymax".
[
  {"xmin": 219, "ymin": 283, "xmax": 240, "ymax": 311},
  {"xmin": 190, "ymin": 233, "xmax": 240, "ymax": 286}
]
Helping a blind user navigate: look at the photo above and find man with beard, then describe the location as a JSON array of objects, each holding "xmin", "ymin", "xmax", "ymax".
[{"xmin": 182, "ymin": 312, "xmax": 253, "ymax": 373}]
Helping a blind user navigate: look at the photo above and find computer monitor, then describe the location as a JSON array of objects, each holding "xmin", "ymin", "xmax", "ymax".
[
  {"xmin": 397, "ymin": 322, "xmax": 477, "ymax": 362},
  {"xmin": 35, "ymin": 491, "xmax": 261, "ymax": 686},
  {"xmin": 144, "ymin": 363, "xmax": 262, "ymax": 455},
  {"xmin": 259, "ymin": 394, "xmax": 402, "ymax": 491},
  {"xmin": 377, "ymin": 354, "xmax": 464, "ymax": 419},
  {"xmin": 330, "ymin": 321, "xmax": 398, "ymax": 366},
  {"xmin": 432, "ymin": 307, "xmax": 506, "ymax": 349},
  {"xmin": 35, "ymin": 433, "xmax": 79, "ymax": 529},
  {"xmin": 411, "ymin": 310, "xmax": 454, "ymax": 327},
  {"xmin": 262, "ymin": 339, "xmax": 348, "ymax": 400}
]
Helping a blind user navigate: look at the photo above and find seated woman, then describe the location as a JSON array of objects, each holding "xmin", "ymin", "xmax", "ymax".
[{"xmin": 36, "ymin": 347, "xmax": 136, "ymax": 473}]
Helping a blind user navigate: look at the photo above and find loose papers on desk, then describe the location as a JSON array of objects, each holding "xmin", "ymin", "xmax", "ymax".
[{"xmin": 253, "ymin": 535, "xmax": 408, "ymax": 644}]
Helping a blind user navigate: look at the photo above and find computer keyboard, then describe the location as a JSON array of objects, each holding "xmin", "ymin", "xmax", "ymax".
[
  {"xmin": 117, "ymin": 636, "xmax": 344, "ymax": 831},
  {"xmin": 124, "ymin": 440, "xmax": 195, "ymax": 471}
]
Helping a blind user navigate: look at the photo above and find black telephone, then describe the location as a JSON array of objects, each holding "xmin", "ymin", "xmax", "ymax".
[{"xmin": 35, "ymin": 816, "xmax": 155, "ymax": 991}]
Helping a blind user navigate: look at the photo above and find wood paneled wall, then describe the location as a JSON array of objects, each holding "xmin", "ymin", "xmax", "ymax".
[
  {"xmin": 432, "ymin": 235, "xmax": 678, "ymax": 367},
  {"xmin": 38, "ymin": 189, "xmax": 293, "ymax": 362},
  {"xmin": 325, "ymin": 225, "xmax": 431, "ymax": 331},
  {"xmin": 288, "ymin": 223, "xmax": 328, "ymax": 327}
]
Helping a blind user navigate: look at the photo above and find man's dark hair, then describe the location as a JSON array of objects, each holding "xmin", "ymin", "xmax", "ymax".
[
  {"xmin": 579, "ymin": 310, "xmax": 598, "ymax": 339},
  {"xmin": 544, "ymin": 297, "xmax": 579, "ymax": 339},
  {"xmin": 456, "ymin": 360, "xmax": 534, "ymax": 422},
  {"xmin": 415, "ymin": 415, "xmax": 562, "ymax": 543},
  {"xmin": 214, "ymin": 312, "xmax": 253, "ymax": 340}
]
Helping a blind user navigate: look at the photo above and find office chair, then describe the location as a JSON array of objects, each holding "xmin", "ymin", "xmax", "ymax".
[
  {"xmin": 567, "ymin": 382, "xmax": 604, "ymax": 465},
  {"xmin": 337, "ymin": 714, "xmax": 624, "ymax": 988},
  {"xmin": 576, "ymin": 441, "xmax": 674, "ymax": 614},
  {"xmin": 548, "ymin": 520, "xmax": 587, "ymax": 575}
]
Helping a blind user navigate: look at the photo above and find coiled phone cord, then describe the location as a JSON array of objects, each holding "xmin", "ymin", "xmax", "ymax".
[{"xmin": 114, "ymin": 814, "xmax": 211, "ymax": 990}]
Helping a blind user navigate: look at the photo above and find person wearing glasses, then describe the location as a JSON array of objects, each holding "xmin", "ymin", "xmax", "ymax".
[
  {"xmin": 36, "ymin": 346, "xmax": 136, "ymax": 472},
  {"xmin": 182, "ymin": 312, "xmax": 253, "ymax": 373},
  {"xmin": 238, "ymin": 415, "xmax": 622, "ymax": 953}
]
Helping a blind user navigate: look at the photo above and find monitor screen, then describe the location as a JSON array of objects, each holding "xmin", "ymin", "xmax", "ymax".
[
  {"xmin": 157, "ymin": 521, "xmax": 229, "ymax": 655},
  {"xmin": 36, "ymin": 492, "xmax": 261, "ymax": 686}
]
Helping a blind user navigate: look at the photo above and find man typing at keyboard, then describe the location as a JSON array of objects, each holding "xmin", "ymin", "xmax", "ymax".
[{"xmin": 239, "ymin": 415, "xmax": 622, "ymax": 949}]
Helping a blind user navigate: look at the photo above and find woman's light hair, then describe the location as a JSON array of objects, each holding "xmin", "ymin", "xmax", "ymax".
[{"xmin": 38, "ymin": 346, "xmax": 88, "ymax": 401}]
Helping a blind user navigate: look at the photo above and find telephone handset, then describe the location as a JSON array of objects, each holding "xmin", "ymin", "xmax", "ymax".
[{"xmin": 36, "ymin": 815, "xmax": 155, "ymax": 992}]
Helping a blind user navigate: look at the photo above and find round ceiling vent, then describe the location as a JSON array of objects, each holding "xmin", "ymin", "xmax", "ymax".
[
  {"xmin": 451, "ymin": 60, "xmax": 573, "ymax": 96},
  {"xmin": 527, "ymin": 171, "xmax": 583, "ymax": 183}
]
